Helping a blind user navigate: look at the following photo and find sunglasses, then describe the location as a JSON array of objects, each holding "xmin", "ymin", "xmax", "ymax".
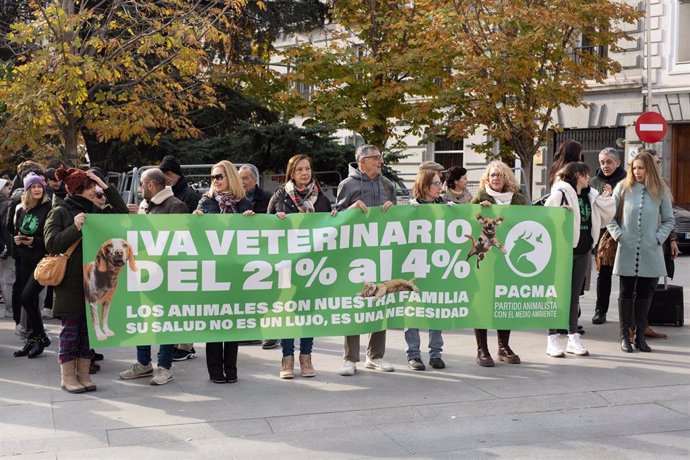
[
  {"xmin": 210, "ymin": 174, "xmax": 225, "ymax": 182},
  {"xmin": 95, "ymin": 192, "xmax": 104, "ymax": 199}
]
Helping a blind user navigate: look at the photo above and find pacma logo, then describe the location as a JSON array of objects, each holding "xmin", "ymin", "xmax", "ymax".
[{"xmin": 503, "ymin": 221, "xmax": 552, "ymax": 278}]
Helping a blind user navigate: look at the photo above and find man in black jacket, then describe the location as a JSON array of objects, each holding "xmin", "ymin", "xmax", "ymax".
[{"xmin": 158, "ymin": 155, "xmax": 201, "ymax": 213}]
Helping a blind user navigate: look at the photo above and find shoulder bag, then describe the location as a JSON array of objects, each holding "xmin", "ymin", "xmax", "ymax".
[{"xmin": 34, "ymin": 239, "xmax": 81, "ymax": 286}]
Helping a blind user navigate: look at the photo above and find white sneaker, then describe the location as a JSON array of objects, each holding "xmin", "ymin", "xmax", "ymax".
[
  {"xmin": 566, "ymin": 333, "xmax": 589, "ymax": 356},
  {"xmin": 546, "ymin": 334, "xmax": 565, "ymax": 357},
  {"xmin": 364, "ymin": 358, "xmax": 394, "ymax": 372},
  {"xmin": 150, "ymin": 367, "xmax": 173, "ymax": 385},
  {"xmin": 119, "ymin": 362, "xmax": 154, "ymax": 380},
  {"xmin": 339, "ymin": 360, "xmax": 356, "ymax": 376}
]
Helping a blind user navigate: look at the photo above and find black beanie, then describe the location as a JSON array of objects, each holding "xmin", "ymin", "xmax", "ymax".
[{"xmin": 159, "ymin": 155, "xmax": 182, "ymax": 176}]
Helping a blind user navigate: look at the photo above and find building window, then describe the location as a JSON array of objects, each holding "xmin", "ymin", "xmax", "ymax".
[
  {"xmin": 433, "ymin": 135, "xmax": 464, "ymax": 169},
  {"xmin": 679, "ymin": 1, "xmax": 690, "ymax": 63}
]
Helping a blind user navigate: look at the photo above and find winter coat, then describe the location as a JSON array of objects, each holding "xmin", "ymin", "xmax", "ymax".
[
  {"xmin": 139, "ymin": 187, "xmax": 189, "ymax": 215},
  {"xmin": 44, "ymin": 187, "xmax": 128, "ymax": 318},
  {"xmin": 13, "ymin": 196, "xmax": 52, "ymax": 265},
  {"xmin": 607, "ymin": 182, "xmax": 675, "ymax": 277},
  {"xmin": 0, "ymin": 193, "xmax": 12, "ymax": 255},
  {"xmin": 196, "ymin": 194, "xmax": 251, "ymax": 214},
  {"xmin": 589, "ymin": 166, "xmax": 626, "ymax": 194},
  {"xmin": 335, "ymin": 168, "xmax": 396, "ymax": 211},
  {"xmin": 172, "ymin": 176, "xmax": 201, "ymax": 213},
  {"xmin": 267, "ymin": 187, "xmax": 332, "ymax": 215},
  {"xmin": 470, "ymin": 188, "xmax": 528, "ymax": 206},
  {"xmin": 410, "ymin": 196, "xmax": 445, "ymax": 205},
  {"xmin": 247, "ymin": 185, "xmax": 272, "ymax": 214},
  {"xmin": 545, "ymin": 180, "xmax": 615, "ymax": 250}
]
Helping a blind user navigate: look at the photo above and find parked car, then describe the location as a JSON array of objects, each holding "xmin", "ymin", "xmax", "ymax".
[{"xmin": 673, "ymin": 206, "xmax": 690, "ymax": 252}]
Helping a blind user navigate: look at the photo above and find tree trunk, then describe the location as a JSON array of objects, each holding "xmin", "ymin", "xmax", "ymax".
[{"xmin": 62, "ymin": 124, "xmax": 79, "ymax": 166}]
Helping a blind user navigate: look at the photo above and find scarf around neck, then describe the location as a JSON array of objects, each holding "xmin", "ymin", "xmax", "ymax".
[
  {"xmin": 285, "ymin": 179, "xmax": 319, "ymax": 213},
  {"xmin": 485, "ymin": 186, "xmax": 514, "ymax": 205},
  {"xmin": 213, "ymin": 191, "xmax": 238, "ymax": 214}
]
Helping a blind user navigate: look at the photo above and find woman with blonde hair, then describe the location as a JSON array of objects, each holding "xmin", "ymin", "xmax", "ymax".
[
  {"xmin": 12, "ymin": 173, "xmax": 52, "ymax": 358},
  {"xmin": 470, "ymin": 161, "xmax": 527, "ymax": 367},
  {"xmin": 607, "ymin": 151, "xmax": 674, "ymax": 353},
  {"xmin": 196, "ymin": 160, "xmax": 254, "ymax": 383},
  {"xmin": 268, "ymin": 154, "xmax": 336, "ymax": 379}
]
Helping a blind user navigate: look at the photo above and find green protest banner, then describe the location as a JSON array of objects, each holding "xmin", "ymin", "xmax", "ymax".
[{"xmin": 82, "ymin": 204, "xmax": 573, "ymax": 346}]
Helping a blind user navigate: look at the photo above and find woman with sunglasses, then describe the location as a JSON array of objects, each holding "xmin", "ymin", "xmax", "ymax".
[
  {"xmin": 405, "ymin": 168, "xmax": 447, "ymax": 371},
  {"xmin": 267, "ymin": 154, "xmax": 336, "ymax": 379},
  {"xmin": 195, "ymin": 161, "xmax": 254, "ymax": 383},
  {"xmin": 470, "ymin": 161, "xmax": 528, "ymax": 367}
]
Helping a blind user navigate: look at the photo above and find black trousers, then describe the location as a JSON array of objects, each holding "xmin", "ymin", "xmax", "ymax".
[
  {"xmin": 206, "ymin": 341, "xmax": 238, "ymax": 379},
  {"xmin": 16, "ymin": 259, "xmax": 46, "ymax": 336},
  {"xmin": 595, "ymin": 264, "xmax": 613, "ymax": 314}
]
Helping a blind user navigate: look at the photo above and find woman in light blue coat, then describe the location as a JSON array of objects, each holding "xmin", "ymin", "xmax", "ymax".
[{"xmin": 607, "ymin": 151, "xmax": 674, "ymax": 353}]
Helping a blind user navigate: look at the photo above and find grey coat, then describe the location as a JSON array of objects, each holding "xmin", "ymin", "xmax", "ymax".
[
  {"xmin": 335, "ymin": 168, "xmax": 396, "ymax": 211},
  {"xmin": 607, "ymin": 182, "xmax": 674, "ymax": 277}
]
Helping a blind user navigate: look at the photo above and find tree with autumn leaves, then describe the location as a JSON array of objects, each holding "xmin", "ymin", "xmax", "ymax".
[
  {"xmin": 284, "ymin": 0, "xmax": 640, "ymax": 185},
  {"xmin": 0, "ymin": 0, "xmax": 248, "ymax": 163}
]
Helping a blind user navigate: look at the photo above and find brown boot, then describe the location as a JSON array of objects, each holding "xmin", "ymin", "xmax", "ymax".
[
  {"xmin": 474, "ymin": 329, "xmax": 494, "ymax": 367},
  {"xmin": 644, "ymin": 326, "xmax": 667, "ymax": 339},
  {"xmin": 280, "ymin": 356, "xmax": 294, "ymax": 379},
  {"xmin": 60, "ymin": 361, "xmax": 86, "ymax": 394},
  {"xmin": 299, "ymin": 354, "xmax": 316, "ymax": 378},
  {"xmin": 76, "ymin": 358, "xmax": 97, "ymax": 391},
  {"xmin": 497, "ymin": 330, "xmax": 521, "ymax": 364}
]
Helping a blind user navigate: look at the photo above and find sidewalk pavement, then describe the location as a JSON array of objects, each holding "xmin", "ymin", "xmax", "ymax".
[{"xmin": 1, "ymin": 258, "xmax": 689, "ymax": 459}]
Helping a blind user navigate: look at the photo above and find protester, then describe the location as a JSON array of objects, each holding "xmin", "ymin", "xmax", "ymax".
[
  {"xmin": 158, "ymin": 156, "xmax": 202, "ymax": 361},
  {"xmin": 44, "ymin": 168, "xmax": 128, "ymax": 393},
  {"xmin": 11, "ymin": 173, "xmax": 52, "ymax": 359},
  {"xmin": 545, "ymin": 162, "xmax": 614, "ymax": 357},
  {"xmin": 195, "ymin": 160, "xmax": 254, "ymax": 383},
  {"xmin": 548, "ymin": 140, "xmax": 583, "ymax": 187},
  {"xmin": 159, "ymin": 155, "xmax": 201, "ymax": 213},
  {"xmin": 607, "ymin": 151, "xmax": 674, "ymax": 353},
  {"xmin": 119, "ymin": 168, "xmax": 188, "ymax": 385},
  {"xmin": 0, "ymin": 178, "xmax": 14, "ymax": 319},
  {"xmin": 238, "ymin": 165, "xmax": 277, "ymax": 349},
  {"xmin": 335, "ymin": 144, "xmax": 396, "ymax": 376},
  {"xmin": 441, "ymin": 166, "xmax": 472, "ymax": 204},
  {"xmin": 470, "ymin": 161, "xmax": 527, "ymax": 367},
  {"xmin": 268, "ymin": 154, "xmax": 336, "ymax": 379},
  {"xmin": 405, "ymin": 168, "xmax": 446, "ymax": 371}
]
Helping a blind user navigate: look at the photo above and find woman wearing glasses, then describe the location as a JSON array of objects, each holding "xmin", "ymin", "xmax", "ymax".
[
  {"xmin": 267, "ymin": 154, "xmax": 336, "ymax": 379},
  {"xmin": 404, "ymin": 167, "xmax": 447, "ymax": 371},
  {"xmin": 470, "ymin": 161, "xmax": 528, "ymax": 367},
  {"xmin": 195, "ymin": 161, "xmax": 254, "ymax": 383}
]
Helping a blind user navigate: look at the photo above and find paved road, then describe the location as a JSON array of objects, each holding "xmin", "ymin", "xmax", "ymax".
[{"xmin": 1, "ymin": 256, "xmax": 688, "ymax": 459}]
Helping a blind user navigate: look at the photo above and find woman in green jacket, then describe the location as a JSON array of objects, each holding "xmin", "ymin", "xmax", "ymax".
[
  {"xmin": 470, "ymin": 161, "xmax": 527, "ymax": 367},
  {"xmin": 44, "ymin": 168, "xmax": 128, "ymax": 393}
]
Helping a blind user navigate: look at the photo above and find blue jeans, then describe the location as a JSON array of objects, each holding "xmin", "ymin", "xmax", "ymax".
[
  {"xmin": 137, "ymin": 344, "xmax": 174, "ymax": 369},
  {"xmin": 281, "ymin": 338, "xmax": 313, "ymax": 357},
  {"xmin": 404, "ymin": 329, "xmax": 443, "ymax": 360}
]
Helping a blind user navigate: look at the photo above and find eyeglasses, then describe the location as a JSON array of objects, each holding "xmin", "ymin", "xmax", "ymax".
[
  {"xmin": 431, "ymin": 180, "xmax": 442, "ymax": 186},
  {"xmin": 210, "ymin": 174, "xmax": 225, "ymax": 182},
  {"xmin": 489, "ymin": 173, "xmax": 503, "ymax": 178},
  {"xmin": 362, "ymin": 154, "xmax": 383, "ymax": 161},
  {"xmin": 95, "ymin": 192, "xmax": 104, "ymax": 199}
]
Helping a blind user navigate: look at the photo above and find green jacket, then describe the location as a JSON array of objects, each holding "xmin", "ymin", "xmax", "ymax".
[
  {"xmin": 44, "ymin": 187, "xmax": 128, "ymax": 318},
  {"xmin": 470, "ymin": 189, "xmax": 528, "ymax": 205}
]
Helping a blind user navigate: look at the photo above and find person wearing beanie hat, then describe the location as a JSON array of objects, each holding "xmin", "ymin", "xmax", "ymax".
[
  {"xmin": 11, "ymin": 170, "xmax": 52, "ymax": 359},
  {"xmin": 22, "ymin": 172, "xmax": 46, "ymax": 191},
  {"xmin": 44, "ymin": 169, "xmax": 129, "ymax": 393},
  {"xmin": 157, "ymin": 155, "xmax": 200, "ymax": 213}
]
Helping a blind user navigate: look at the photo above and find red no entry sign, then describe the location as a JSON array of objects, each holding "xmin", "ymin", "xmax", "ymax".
[{"xmin": 635, "ymin": 111, "xmax": 667, "ymax": 143}]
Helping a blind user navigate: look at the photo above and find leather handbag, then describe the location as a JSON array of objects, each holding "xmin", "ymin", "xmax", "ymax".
[
  {"xmin": 596, "ymin": 189, "xmax": 625, "ymax": 271},
  {"xmin": 33, "ymin": 239, "xmax": 81, "ymax": 286}
]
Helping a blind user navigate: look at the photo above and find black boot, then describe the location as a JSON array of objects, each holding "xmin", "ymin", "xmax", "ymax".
[
  {"xmin": 14, "ymin": 337, "xmax": 34, "ymax": 357},
  {"xmin": 474, "ymin": 329, "xmax": 494, "ymax": 367},
  {"xmin": 618, "ymin": 298, "xmax": 633, "ymax": 353},
  {"xmin": 633, "ymin": 299, "xmax": 652, "ymax": 352},
  {"xmin": 497, "ymin": 330, "xmax": 520, "ymax": 364},
  {"xmin": 28, "ymin": 332, "xmax": 51, "ymax": 359}
]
